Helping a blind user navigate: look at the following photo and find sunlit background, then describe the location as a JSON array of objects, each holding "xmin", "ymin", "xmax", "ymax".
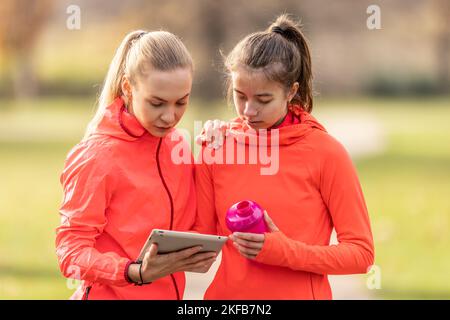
[{"xmin": 0, "ymin": 0, "xmax": 449, "ymax": 299}]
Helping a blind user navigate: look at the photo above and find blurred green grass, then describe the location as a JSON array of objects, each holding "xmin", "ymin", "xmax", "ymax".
[{"xmin": 0, "ymin": 96, "xmax": 449, "ymax": 299}]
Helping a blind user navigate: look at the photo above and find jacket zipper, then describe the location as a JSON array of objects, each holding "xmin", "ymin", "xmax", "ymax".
[
  {"xmin": 83, "ymin": 285, "xmax": 92, "ymax": 300},
  {"xmin": 309, "ymin": 274, "xmax": 316, "ymax": 300},
  {"xmin": 156, "ymin": 138, "xmax": 180, "ymax": 300}
]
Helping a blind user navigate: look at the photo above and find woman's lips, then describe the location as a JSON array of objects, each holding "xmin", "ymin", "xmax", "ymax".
[{"xmin": 155, "ymin": 125, "xmax": 173, "ymax": 130}]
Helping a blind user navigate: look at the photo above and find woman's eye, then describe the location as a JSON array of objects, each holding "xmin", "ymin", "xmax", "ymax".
[
  {"xmin": 150, "ymin": 101, "xmax": 163, "ymax": 107},
  {"xmin": 259, "ymin": 100, "xmax": 272, "ymax": 104},
  {"xmin": 176, "ymin": 101, "xmax": 187, "ymax": 106}
]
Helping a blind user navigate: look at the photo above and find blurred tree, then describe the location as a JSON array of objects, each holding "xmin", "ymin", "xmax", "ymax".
[
  {"xmin": 192, "ymin": 0, "xmax": 309, "ymax": 100},
  {"xmin": 434, "ymin": 0, "xmax": 449, "ymax": 93},
  {"xmin": 0, "ymin": 0, "xmax": 55, "ymax": 98},
  {"xmin": 122, "ymin": 0, "xmax": 229, "ymax": 100},
  {"xmin": 196, "ymin": 0, "xmax": 227, "ymax": 100}
]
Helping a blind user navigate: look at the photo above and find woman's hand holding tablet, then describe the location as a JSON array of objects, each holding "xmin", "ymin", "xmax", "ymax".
[{"xmin": 127, "ymin": 230, "xmax": 228, "ymax": 284}]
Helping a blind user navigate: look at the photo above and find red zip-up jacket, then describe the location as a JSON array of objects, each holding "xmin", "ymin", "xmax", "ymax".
[
  {"xmin": 56, "ymin": 97, "xmax": 196, "ymax": 299},
  {"xmin": 194, "ymin": 109, "xmax": 375, "ymax": 299}
]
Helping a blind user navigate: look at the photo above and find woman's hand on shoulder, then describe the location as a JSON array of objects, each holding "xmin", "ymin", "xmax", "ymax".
[{"xmin": 195, "ymin": 119, "xmax": 230, "ymax": 149}]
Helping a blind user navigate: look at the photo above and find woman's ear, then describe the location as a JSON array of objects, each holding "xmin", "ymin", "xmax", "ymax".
[
  {"xmin": 121, "ymin": 75, "xmax": 132, "ymax": 99},
  {"xmin": 121, "ymin": 75, "xmax": 135, "ymax": 114},
  {"xmin": 287, "ymin": 82, "xmax": 299, "ymax": 102}
]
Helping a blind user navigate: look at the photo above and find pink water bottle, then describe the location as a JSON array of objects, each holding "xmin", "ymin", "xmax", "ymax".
[{"xmin": 225, "ymin": 200, "xmax": 268, "ymax": 234}]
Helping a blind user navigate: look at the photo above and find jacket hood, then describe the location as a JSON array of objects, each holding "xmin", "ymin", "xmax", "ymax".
[{"xmin": 91, "ymin": 97, "xmax": 150, "ymax": 141}]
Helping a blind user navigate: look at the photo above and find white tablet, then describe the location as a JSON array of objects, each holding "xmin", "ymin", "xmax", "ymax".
[{"xmin": 136, "ymin": 229, "xmax": 228, "ymax": 263}]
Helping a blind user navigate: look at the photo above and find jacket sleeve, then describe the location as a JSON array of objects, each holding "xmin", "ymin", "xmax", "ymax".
[
  {"xmin": 255, "ymin": 138, "xmax": 375, "ymax": 275},
  {"xmin": 55, "ymin": 144, "xmax": 131, "ymax": 286},
  {"xmin": 192, "ymin": 148, "xmax": 218, "ymax": 235}
]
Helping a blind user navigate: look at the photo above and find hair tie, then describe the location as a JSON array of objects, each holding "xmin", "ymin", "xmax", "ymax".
[
  {"xmin": 271, "ymin": 26, "xmax": 285, "ymax": 36},
  {"xmin": 131, "ymin": 31, "xmax": 147, "ymax": 46},
  {"xmin": 137, "ymin": 31, "xmax": 147, "ymax": 39}
]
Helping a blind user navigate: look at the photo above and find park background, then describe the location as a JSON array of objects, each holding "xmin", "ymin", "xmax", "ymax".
[{"xmin": 0, "ymin": 0, "xmax": 449, "ymax": 299}]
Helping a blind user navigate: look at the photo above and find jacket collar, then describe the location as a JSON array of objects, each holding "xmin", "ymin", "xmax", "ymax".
[
  {"xmin": 228, "ymin": 109, "xmax": 327, "ymax": 147},
  {"xmin": 93, "ymin": 97, "xmax": 150, "ymax": 141}
]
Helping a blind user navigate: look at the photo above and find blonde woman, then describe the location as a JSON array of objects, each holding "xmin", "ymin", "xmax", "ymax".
[{"xmin": 55, "ymin": 30, "xmax": 217, "ymax": 300}]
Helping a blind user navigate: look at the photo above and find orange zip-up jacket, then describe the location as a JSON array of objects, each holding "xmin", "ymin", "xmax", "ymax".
[
  {"xmin": 194, "ymin": 109, "xmax": 374, "ymax": 299},
  {"xmin": 55, "ymin": 97, "xmax": 196, "ymax": 300}
]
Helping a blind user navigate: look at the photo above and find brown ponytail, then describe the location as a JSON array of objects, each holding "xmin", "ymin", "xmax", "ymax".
[{"xmin": 225, "ymin": 14, "xmax": 314, "ymax": 112}]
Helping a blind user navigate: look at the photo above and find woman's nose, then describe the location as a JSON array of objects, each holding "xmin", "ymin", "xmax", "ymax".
[
  {"xmin": 243, "ymin": 102, "xmax": 257, "ymax": 117},
  {"xmin": 161, "ymin": 110, "xmax": 176, "ymax": 124}
]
